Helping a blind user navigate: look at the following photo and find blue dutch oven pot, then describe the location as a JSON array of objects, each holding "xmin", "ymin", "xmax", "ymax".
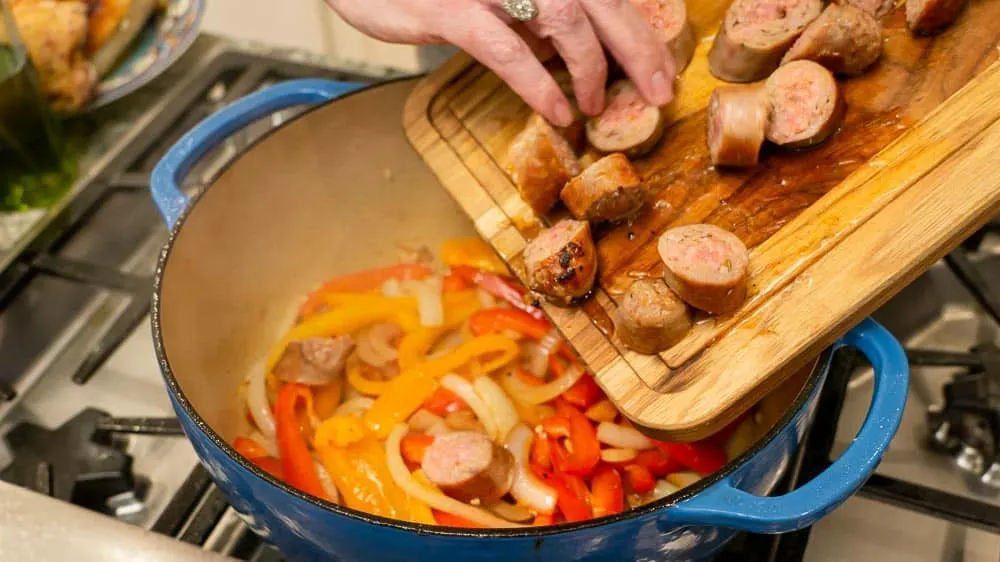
[{"xmin": 150, "ymin": 78, "xmax": 909, "ymax": 561}]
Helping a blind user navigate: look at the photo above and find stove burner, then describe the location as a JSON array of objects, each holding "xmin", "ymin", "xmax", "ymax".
[
  {"xmin": 0, "ymin": 408, "xmax": 150, "ymax": 523},
  {"xmin": 916, "ymin": 345, "xmax": 1000, "ymax": 491}
]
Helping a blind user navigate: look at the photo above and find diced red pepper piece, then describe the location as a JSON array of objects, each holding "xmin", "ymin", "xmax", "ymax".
[
  {"xmin": 442, "ymin": 272, "xmax": 472, "ymax": 293},
  {"xmin": 653, "ymin": 441, "xmax": 728, "ymax": 476},
  {"xmin": 543, "ymin": 472, "xmax": 592, "ymax": 522},
  {"xmin": 541, "ymin": 415, "xmax": 571, "ymax": 438},
  {"xmin": 450, "ymin": 266, "xmax": 545, "ymax": 320},
  {"xmin": 561, "ymin": 374, "xmax": 603, "ymax": 409},
  {"xmin": 275, "ymin": 383, "xmax": 328, "ymax": 500},
  {"xmin": 533, "ymin": 513, "xmax": 556, "ymax": 526},
  {"xmin": 400, "ymin": 434, "xmax": 435, "ymax": 465},
  {"xmin": 422, "ymin": 388, "xmax": 468, "ymax": 416},
  {"xmin": 632, "ymin": 448, "xmax": 684, "ymax": 477},
  {"xmin": 590, "ymin": 464, "xmax": 625, "ymax": 518},
  {"xmin": 531, "ymin": 433, "xmax": 553, "ymax": 469},
  {"xmin": 549, "ymin": 401, "xmax": 600, "ymax": 477},
  {"xmin": 622, "ymin": 464, "xmax": 656, "ymax": 494},
  {"xmin": 250, "ymin": 456, "xmax": 285, "ymax": 480}
]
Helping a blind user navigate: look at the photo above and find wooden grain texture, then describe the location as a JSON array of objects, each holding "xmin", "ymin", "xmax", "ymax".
[{"xmin": 403, "ymin": 0, "xmax": 1000, "ymax": 441}]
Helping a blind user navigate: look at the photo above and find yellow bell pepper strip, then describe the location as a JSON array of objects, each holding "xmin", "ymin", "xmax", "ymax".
[
  {"xmin": 265, "ymin": 300, "xmax": 420, "ymax": 374},
  {"xmin": 347, "ymin": 358, "xmax": 391, "ymax": 396},
  {"xmin": 441, "ymin": 238, "xmax": 509, "ymax": 276},
  {"xmin": 363, "ymin": 335, "xmax": 521, "ymax": 437},
  {"xmin": 303, "ymin": 292, "xmax": 417, "ymax": 320},
  {"xmin": 299, "ymin": 263, "xmax": 432, "ymax": 317},
  {"xmin": 275, "ymin": 384, "xmax": 329, "ymax": 500},
  {"xmin": 397, "ymin": 290, "xmax": 482, "ymax": 370},
  {"xmin": 314, "ymin": 415, "xmax": 367, "ymax": 448},
  {"xmin": 316, "ymin": 436, "xmax": 411, "ymax": 518},
  {"xmin": 312, "ymin": 378, "xmax": 344, "ymax": 420}
]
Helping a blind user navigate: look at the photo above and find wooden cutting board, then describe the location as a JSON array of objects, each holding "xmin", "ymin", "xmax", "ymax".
[{"xmin": 403, "ymin": 1, "xmax": 1000, "ymax": 441}]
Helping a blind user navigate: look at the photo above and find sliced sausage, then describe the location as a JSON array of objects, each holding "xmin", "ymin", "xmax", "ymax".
[
  {"xmin": 523, "ymin": 219, "xmax": 598, "ymax": 303},
  {"xmin": 586, "ymin": 80, "xmax": 666, "ymax": 158},
  {"xmin": 708, "ymin": 0, "xmax": 823, "ymax": 83},
  {"xmin": 274, "ymin": 336, "xmax": 353, "ymax": 385},
  {"xmin": 837, "ymin": 0, "xmax": 896, "ymax": 18},
  {"xmin": 615, "ymin": 278, "xmax": 693, "ymax": 354},
  {"xmin": 782, "ymin": 3, "xmax": 882, "ymax": 77},
  {"xmin": 631, "ymin": 0, "xmax": 697, "ymax": 72},
  {"xmin": 508, "ymin": 115, "xmax": 582, "ymax": 217},
  {"xmin": 657, "ymin": 224, "xmax": 749, "ymax": 315},
  {"xmin": 421, "ymin": 431, "xmax": 515, "ymax": 503},
  {"xmin": 906, "ymin": 0, "xmax": 969, "ymax": 35},
  {"xmin": 707, "ymin": 84, "xmax": 769, "ymax": 168},
  {"xmin": 561, "ymin": 153, "xmax": 649, "ymax": 222},
  {"xmin": 765, "ymin": 60, "xmax": 846, "ymax": 148}
]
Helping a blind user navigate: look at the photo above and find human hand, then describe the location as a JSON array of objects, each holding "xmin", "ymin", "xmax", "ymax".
[{"xmin": 325, "ymin": 0, "xmax": 677, "ymax": 127}]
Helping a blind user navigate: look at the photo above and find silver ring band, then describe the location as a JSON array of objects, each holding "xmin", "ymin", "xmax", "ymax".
[{"xmin": 502, "ymin": 0, "xmax": 539, "ymax": 21}]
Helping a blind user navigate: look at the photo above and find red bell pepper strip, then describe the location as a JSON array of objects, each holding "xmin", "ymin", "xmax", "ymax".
[
  {"xmin": 533, "ymin": 513, "xmax": 556, "ymax": 526},
  {"xmin": 469, "ymin": 307, "xmax": 552, "ymax": 340},
  {"xmin": 299, "ymin": 263, "xmax": 432, "ymax": 316},
  {"xmin": 632, "ymin": 449, "xmax": 684, "ymax": 477},
  {"xmin": 275, "ymin": 383, "xmax": 328, "ymax": 500},
  {"xmin": 561, "ymin": 374, "xmax": 603, "ymax": 409},
  {"xmin": 590, "ymin": 464, "xmax": 625, "ymax": 518},
  {"xmin": 550, "ymin": 401, "xmax": 600, "ymax": 477},
  {"xmin": 400, "ymin": 433, "xmax": 435, "ymax": 465},
  {"xmin": 653, "ymin": 441, "xmax": 728, "ymax": 476},
  {"xmin": 233, "ymin": 436, "xmax": 270, "ymax": 459},
  {"xmin": 421, "ymin": 388, "xmax": 467, "ymax": 416},
  {"xmin": 540, "ymin": 415, "xmax": 571, "ymax": 438},
  {"xmin": 543, "ymin": 472, "xmax": 592, "ymax": 522},
  {"xmin": 442, "ymin": 272, "xmax": 472, "ymax": 293},
  {"xmin": 251, "ymin": 457, "xmax": 285, "ymax": 480},
  {"xmin": 622, "ymin": 464, "xmax": 656, "ymax": 494},
  {"xmin": 449, "ymin": 266, "xmax": 545, "ymax": 320},
  {"xmin": 433, "ymin": 510, "xmax": 486, "ymax": 528},
  {"xmin": 531, "ymin": 433, "xmax": 553, "ymax": 469}
]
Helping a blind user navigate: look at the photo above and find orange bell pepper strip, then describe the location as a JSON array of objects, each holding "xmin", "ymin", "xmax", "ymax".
[
  {"xmin": 275, "ymin": 384, "xmax": 328, "ymax": 500},
  {"xmin": 299, "ymin": 263, "xmax": 432, "ymax": 316},
  {"xmin": 550, "ymin": 401, "xmax": 600, "ymax": 477},
  {"xmin": 590, "ymin": 464, "xmax": 625, "ymax": 518},
  {"xmin": 441, "ymin": 238, "xmax": 510, "ymax": 276},
  {"xmin": 233, "ymin": 437, "xmax": 270, "ymax": 459},
  {"xmin": 533, "ymin": 513, "xmax": 556, "ymax": 526},
  {"xmin": 317, "ymin": 436, "xmax": 410, "ymax": 518},
  {"xmin": 422, "ymin": 388, "xmax": 467, "ymax": 416},
  {"xmin": 443, "ymin": 272, "xmax": 472, "ymax": 293},
  {"xmin": 469, "ymin": 308, "xmax": 580, "ymax": 366},
  {"xmin": 312, "ymin": 379, "xmax": 344, "ymax": 420},
  {"xmin": 433, "ymin": 510, "xmax": 487, "ymax": 528}
]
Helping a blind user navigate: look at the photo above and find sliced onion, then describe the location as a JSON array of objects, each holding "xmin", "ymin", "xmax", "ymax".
[
  {"xmin": 314, "ymin": 458, "xmax": 340, "ymax": 503},
  {"xmin": 488, "ymin": 500, "xmax": 534, "ymax": 523},
  {"xmin": 476, "ymin": 288, "xmax": 496, "ymax": 309},
  {"xmin": 334, "ymin": 397, "xmax": 375, "ymax": 417},
  {"xmin": 382, "ymin": 278, "xmax": 403, "ymax": 297},
  {"xmin": 501, "ymin": 364, "xmax": 585, "ymax": 405},
  {"xmin": 441, "ymin": 374, "xmax": 499, "ymax": 440},
  {"xmin": 248, "ymin": 429, "xmax": 279, "ymax": 458},
  {"xmin": 385, "ymin": 424, "xmax": 523, "ymax": 528},
  {"xmin": 405, "ymin": 278, "xmax": 444, "ymax": 327},
  {"xmin": 247, "ymin": 361, "xmax": 276, "ymax": 437},
  {"xmin": 600, "ymin": 447, "xmax": 638, "ymax": 464},
  {"xmin": 444, "ymin": 410, "xmax": 485, "ymax": 433},
  {"xmin": 666, "ymin": 472, "xmax": 701, "ymax": 489},
  {"xmin": 408, "ymin": 409, "xmax": 444, "ymax": 432},
  {"xmin": 356, "ymin": 323, "xmax": 400, "ymax": 367},
  {"xmin": 473, "ymin": 376, "xmax": 520, "ymax": 441},
  {"xmin": 426, "ymin": 420, "xmax": 451, "ymax": 436},
  {"xmin": 652, "ymin": 479, "xmax": 679, "ymax": 500},
  {"xmin": 597, "ymin": 422, "xmax": 654, "ymax": 450},
  {"xmin": 503, "ymin": 424, "xmax": 557, "ymax": 515},
  {"xmin": 428, "ymin": 330, "xmax": 464, "ymax": 360}
]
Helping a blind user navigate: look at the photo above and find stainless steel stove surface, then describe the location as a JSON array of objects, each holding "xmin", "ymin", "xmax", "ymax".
[{"xmin": 0, "ymin": 42, "xmax": 998, "ymax": 562}]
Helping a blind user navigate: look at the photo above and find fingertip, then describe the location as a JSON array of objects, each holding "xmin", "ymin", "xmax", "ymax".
[
  {"xmin": 552, "ymin": 97, "xmax": 576, "ymax": 128},
  {"xmin": 649, "ymin": 70, "xmax": 675, "ymax": 107}
]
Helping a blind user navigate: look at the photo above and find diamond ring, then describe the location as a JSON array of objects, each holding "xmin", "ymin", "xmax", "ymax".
[{"xmin": 502, "ymin": 0, "xmax": 539, "ymax": 21}]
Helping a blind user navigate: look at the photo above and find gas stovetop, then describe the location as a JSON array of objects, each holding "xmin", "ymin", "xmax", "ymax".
[{"xmin": 0, "ymin": 43, "xmax": 998, "ymax": 562}]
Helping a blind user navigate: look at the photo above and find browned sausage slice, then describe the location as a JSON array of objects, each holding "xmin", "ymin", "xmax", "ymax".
[
  {"xmin": 421, "ymin": 431, "xmax": 515, "ymax": 503},
  {"xmin": 782, "ymin": 3, "xmax": 882, "ymax": 76},
  {"xmin": 709, "ymin": 0, "xmax": 823, "ymax": 83},
  {"xmin": 658, "ymin": 224, "xmax": 749, "ymax": 315},
  {"xmin": 838, "ymin": 0, "xmax": 895, "ymax": 18},
  {"xmin": 274, "ymin": 336, "xmax": 353, "ymax": 385},
  {"xmin": 765, "ymin": 60, "xmax": 846, "ymax": 148},
  {"xmin": 707, "ymin": 84, "xmax": 768, "ymax": 168},
  {"xmin": 615, "ymin": 278, "xmax": 693, "ymax": 354},
  {"xmin": 631, "ymin": 0, "xmax": 697, "ymax": 72},
  {"xmin": 523, "ymin": 219, "xmax": 598, "ymax": 303},
  {"xmin": 906, "ymin": 0, "xmax": 969, "ymax": 35},
  {"xmin": 508, "ymin": 115, "xmax": 582, "ymax": 217},
  {"xmin": 560, "ymin": 153, "xmax": 649, "ymax": 222},
  {"xmin": 586, "ymin": 80, "xmax": 666, "ymax": 158}
]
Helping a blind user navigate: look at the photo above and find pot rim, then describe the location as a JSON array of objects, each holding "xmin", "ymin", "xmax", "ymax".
[{"xmin": 150, "ymin": 77, "xmax": 829, "ymax": 538}]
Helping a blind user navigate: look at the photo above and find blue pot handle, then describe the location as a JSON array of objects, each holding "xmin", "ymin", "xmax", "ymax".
[
  {"xmin": 670, "ymin": 317, "xmax": 908, "ymax": 533},
  {"xmin": 150, "ymin": 79, "xmax": 366, "ymax": 228}
]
